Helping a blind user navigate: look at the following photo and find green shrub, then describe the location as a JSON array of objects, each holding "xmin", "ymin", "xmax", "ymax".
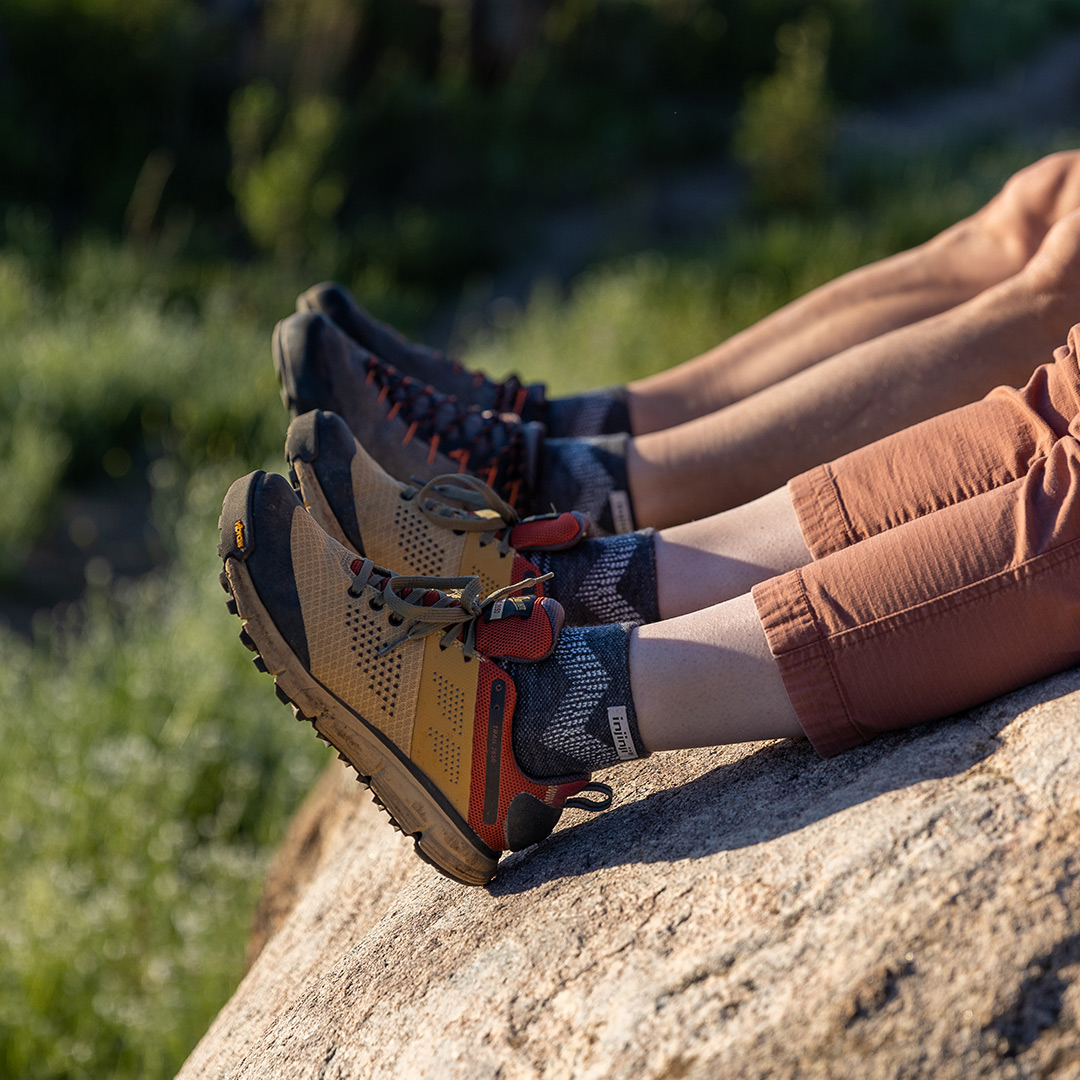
[
  {"xmin": 230, "ymin": 86, "xmax": 346, "ymax": 260},
  {"xmin": 733, "ymin": 11, "xmax": 834, "ymax": 209},
  {"xmin": 0, "ymin": 473, "xmax": 324, "ymax": 1080}
]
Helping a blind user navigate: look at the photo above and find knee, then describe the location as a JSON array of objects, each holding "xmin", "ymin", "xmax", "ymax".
[
  {"xmin": 982, "ymin": 151, "xmax": 1080, "ymax": 260},
  {"xmin": 1016, "ymin": 206, "xmax": 1080, "ymax": 300}
]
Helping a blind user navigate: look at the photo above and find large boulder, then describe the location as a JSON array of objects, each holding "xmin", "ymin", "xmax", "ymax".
[{"xmin": 178, "ymin": 668, "xmax": 1080, "ymax": 1079}]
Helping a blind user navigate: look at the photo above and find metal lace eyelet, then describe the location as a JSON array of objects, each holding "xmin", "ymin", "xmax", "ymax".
[
  {"xmin": 369, "ymin": 597, "xmax": 384, "ymax": 611},
  {"xmin": 347, "ymin": 586, "xmax": 360, "ymax": 598},
  {"xmin": 387, "ymin": 613, "xmax": 404, "ymax": 627}
]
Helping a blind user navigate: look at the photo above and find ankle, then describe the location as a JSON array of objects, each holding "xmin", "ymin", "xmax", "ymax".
[
  {"xmin": 530, "ymin": 530, "xmax": 659, "ymax": 626},
  {"xmin": 507, "ymin": 622, "xmax": 646, "ymax": 779}
]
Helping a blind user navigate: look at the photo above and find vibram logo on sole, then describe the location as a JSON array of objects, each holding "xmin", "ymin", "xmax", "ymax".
[{"xmin": 234, "ymin": 520, "xmax": 246, "ymax": 550}]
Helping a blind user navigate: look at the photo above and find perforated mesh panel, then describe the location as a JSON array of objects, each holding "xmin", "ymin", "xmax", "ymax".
[
  {"xmin": 423, "ymin": 667, "xmax": 467, "ymax": 786},
  {"xmin": 425, "ymin": 725, "xmax": 463, "ymax": 785},
  {"xmin": 463, "ymin": 555, "xmax": 502, "ymax": 596},
  {"xmin": 393, "ymin": 503, "xmax": 448, "ymax": 575},
  {"xmin": 348, "ymin": 445, "xmax": 466, "ymax": 577},
  {"xmin": 432, "ymin": 669, "xmax": 466, "ymax": 735},
  {"xmin": 291, "ymin": 510, "xmax": 423, "ymax": 752}
]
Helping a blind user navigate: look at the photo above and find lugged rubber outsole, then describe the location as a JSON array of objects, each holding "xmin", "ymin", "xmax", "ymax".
[{"xmin": 218, "ymin": 554, "xmax": 500, "ymax": 887}]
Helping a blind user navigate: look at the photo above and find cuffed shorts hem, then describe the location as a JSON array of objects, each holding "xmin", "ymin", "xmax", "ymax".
[{"xmin": 752, "ymin": 571, "xmax": 867, "ymax": 758}]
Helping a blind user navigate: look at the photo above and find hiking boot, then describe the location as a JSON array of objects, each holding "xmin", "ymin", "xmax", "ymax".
[
  {"xmin": 274, "ymin": 311, "xmax": 539, "ymax": 506},
  {"xmin": 298, "ymin": 281, "xmax": 632, "ymax": 437},
  {"xmin": 298, "ymin": 281, "xmax": 548, "ymax": 420},
  {"xmin": 274, "ymin": 313, "xmax": 638, "ymax": 533},
  {"xmin": 285, "ymin": 409, "xmax": 592, "ymax": 598},
  {"xmin": 218, "ymin": 470, "xmax": 610, "ymax": 884}
]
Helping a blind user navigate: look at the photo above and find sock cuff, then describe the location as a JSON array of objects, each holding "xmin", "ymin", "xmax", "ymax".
[
  {"xmin": 532, "ymin": 528, "xmax": 659, "ymax": 627},
  {"xmin": 599, "ymin": 621, "xmax": 648, "ymax": 762},
  {"xmin": 507, "ymin": 621, "xmax": 646, "ymax": 778},
  {"xmin": 545, "ymin": 385, "xmax": 630, "ymax": 438},
  {"xmin": 536, "ymin": 432, "xmax": 637, "ymax": 535}
]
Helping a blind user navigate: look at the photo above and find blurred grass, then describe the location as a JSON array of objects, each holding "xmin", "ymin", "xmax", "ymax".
[
  {"xmin": 0, "ymin": 141, "xmax": 1055, "ymax": 1079},
  {"xmin": 0, "ymin": 485, "xmax": 325, "ymax": 1078}
]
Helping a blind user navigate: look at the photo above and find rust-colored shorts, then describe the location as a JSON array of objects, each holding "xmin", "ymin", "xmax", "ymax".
[{"xmin": 753, "ymin": 323, "xmax": 1080, "ymax": 757}]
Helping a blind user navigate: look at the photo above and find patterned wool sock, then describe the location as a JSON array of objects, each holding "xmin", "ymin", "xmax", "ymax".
[
  {"xmin": 530, "ymin": 530, "xmax": 659, "ymax": 627},
  {"xmin": 529, "ymin": 432, "xmax": 637, "ymax": 535},
  {"xmin": 545, "ymin": 387, "xmax": 630, "ymax": 438},
  {"xmin": 507, "ymin": 622, "xmax": 647, "ymax": 778}
]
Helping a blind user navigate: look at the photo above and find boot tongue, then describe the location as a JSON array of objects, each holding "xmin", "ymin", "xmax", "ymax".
[
  {"xmin": 482, "ymin": 594, "xmax": 538, "ymax": 622},
  {"xmin": 472, "ymin": 595, "xmax": 564, "ymax": 662},
  {"xmin": 509, "ymin": 510, "xmax": 589, "ymax": 551},
  {"xmin": 521, "ymin": 421, "xmax": 546, "ymax": 495}
]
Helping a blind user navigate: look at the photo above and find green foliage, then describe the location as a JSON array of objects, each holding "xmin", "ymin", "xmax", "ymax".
[
  {"xmin": 4, "ymin": 0, "xmax": 1080, "ymax": 288},
  {"xmin": 0, "ymin": 487, "xmax": 324, "ymax": 1080},
  {"xmin": 0, "ymin": 248, "xmax": 332, "ymax": 1079},
  {"xmin": 230, "ymin": 87, "xmax": 346, "ymax": 259},
  {"xmin": 733, "ymin": 11, "xmax": 834, "ymax": 209}
]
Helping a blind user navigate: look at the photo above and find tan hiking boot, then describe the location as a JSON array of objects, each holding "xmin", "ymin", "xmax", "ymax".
[
  {"xmin": 285, "ymin": 408, "xmax": 592, "ymax": 598},
  {"xmin": 218, "ymin": 470, "xmax": 608, "ymax": 884}
]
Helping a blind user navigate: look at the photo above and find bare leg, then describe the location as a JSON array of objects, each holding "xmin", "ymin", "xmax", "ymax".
[
  {"xmin": 627, "ymin": 150, "xmax": 1080, "ymax": 435},
  {"xmin": 632, "ymin": 595, "xmax": 803, "ymax": 751},
  {"xmin": 629, "ymin": 205, "xmax": 1080, "ymax": 527},
  {"xmin": 617, "ymin": 487, "xmax": 811, "ymax": 751},
  {"xmin": 655, "ymin": 485, "xmax": 812, "ymax": 619}
]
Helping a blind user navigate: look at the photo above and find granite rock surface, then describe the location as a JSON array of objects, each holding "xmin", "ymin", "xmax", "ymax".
[{"xmin": 178, "ymin": 668, "xmax": 1080, "ymax": 1079}]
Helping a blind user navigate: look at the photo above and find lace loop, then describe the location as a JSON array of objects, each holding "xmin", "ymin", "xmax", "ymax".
[{"xmin": 563, "ymin": 782, "xmax": 614, "ymax": 812}]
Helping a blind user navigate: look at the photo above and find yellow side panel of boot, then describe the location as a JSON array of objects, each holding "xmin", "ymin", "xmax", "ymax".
[
  {"xmin": 458, "ymin": 528, "xmax": 517, "ymax": 596},
  {"xmin": 411, "ymin": 639, "xmax": 481, "ymax": 818}
]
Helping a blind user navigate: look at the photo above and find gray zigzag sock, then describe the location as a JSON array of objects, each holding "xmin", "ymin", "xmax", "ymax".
[
  {"xmin": 531, "ymin": 530, "xmax": 659, "ymax": 627},
  {"xmin": 507, "ymin": 623, "xmax": 647, "ymax": 778},
  {"xmin": 530, "ymin": 433, "xmax": 636, "ymax": 535},
  {"xmin": 545, "ymin": 387, "xmax": 630, "ymax": 438}
]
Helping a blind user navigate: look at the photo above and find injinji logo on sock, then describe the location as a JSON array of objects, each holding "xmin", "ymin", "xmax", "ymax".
[
  {"xmin": 607, "ymin": 491, "xmax": 634, "ymax": 535},
  {"xmin": 607, "ymin": 706, "xmax": 638, "ymax": 760}
]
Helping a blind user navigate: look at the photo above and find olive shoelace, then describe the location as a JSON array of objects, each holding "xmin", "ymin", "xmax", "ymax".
[
  {"xmin": 347, "ymin": 557, "xmax": 552, "ymax": 659},
  {"xmin": 403, "ymin": 473, "xmax": 521, "ymax": 557}
]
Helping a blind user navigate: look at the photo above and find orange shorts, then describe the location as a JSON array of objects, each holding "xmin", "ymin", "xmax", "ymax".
[{"xmin": 754, "ymin": 323, "xmax": 1080, "ymax": 756}]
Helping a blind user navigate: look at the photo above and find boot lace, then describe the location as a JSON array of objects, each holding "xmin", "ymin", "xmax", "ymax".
[
  {"xmin": 363, "ymin": 356, "xmax": 528, "ymax": 506},
  {"xmin": 347, "ymin": 557, "xmax": 552, "ymax": 659},
  {"xmin": 403, "ymin": 473, "xmax": 520, "ymax": 557},
  {"xmin": 443, "ymin": 355, "xmax": 532, "ymax": 416}
]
